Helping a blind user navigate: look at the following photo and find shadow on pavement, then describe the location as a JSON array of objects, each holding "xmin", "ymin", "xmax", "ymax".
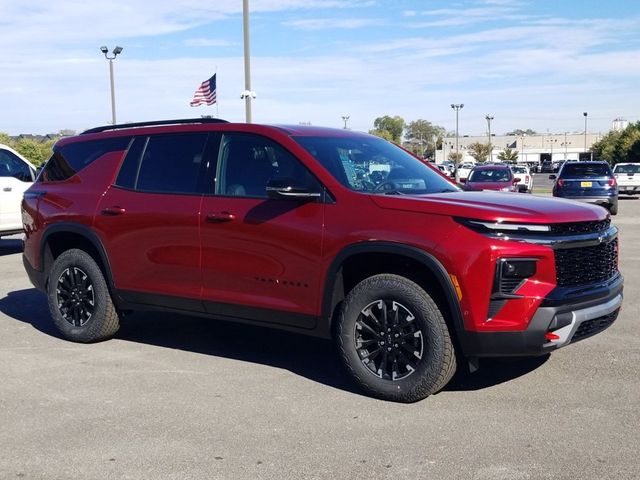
[
  {"xmin": 1, "ymin": 288, "xmax": 548, "ymax": 399},
  {"xmin": 0, "ymin": 238, "xmax": 23, "ymax": 257}
]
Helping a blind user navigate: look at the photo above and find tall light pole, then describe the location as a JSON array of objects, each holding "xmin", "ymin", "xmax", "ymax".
[
  {"xmin": 341, "ymin": 115, "xmax": 350, "ymax": 129},
  {"xmin": 241, "ymin": 0, "xmax": 255, "ymax": 123},
  {"xmin": 562, "ymin": 132, "xmax": 571, "ymax": 160},
  {"xmin": 583, "ymin": 112, "xmax": 588, "ymax": 155},
  {"xmin": 485, "ymin": 114, "xmax": 494, "ymax": 163},
  {"xmin": 451, "ymin": 103, "xmax": 464, "ymax": 181},
  {"xmin": 100, "ymin": 46, "xmax": 123, "ymax": 125}
]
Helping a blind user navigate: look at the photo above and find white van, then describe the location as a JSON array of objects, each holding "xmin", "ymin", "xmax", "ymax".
[{"xmin": 0, "ymin": 144, "xmax": 38, "ymax": 237}]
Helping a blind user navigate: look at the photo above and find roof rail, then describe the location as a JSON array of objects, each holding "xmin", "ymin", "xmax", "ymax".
[{"xmin": 81, "ymin": 118, "xmax": 229, "ymax": 135}]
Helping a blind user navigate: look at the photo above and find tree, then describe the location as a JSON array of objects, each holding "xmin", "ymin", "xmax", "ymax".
[
  {"xmin": 448, "ymin": 152, "xmax": 463, "ymax": 163},
  {"xmin": 591, "ymin": 121, "xmax": 640, "ymax": 165},
  {"xmin": 404, "ymin": 119, "xmax": 446, "ymax": 158},
  {"xmin": 506, "ymin": 128, "xmax": 537, "ymax": 136},
  {"xmin": 369, "ymin": 129, "xmax": 394, "ymax": 142},
  {"xmin": 468, "ymin": 142, "xmax": 492, "ymax": 163},
  {"xmin": 369, "ymin": 115, "xmax": 405, "ymax": 143},
  {"xmin": 497, "ymin": 147, "xmax": 519, "ymax": 162}
]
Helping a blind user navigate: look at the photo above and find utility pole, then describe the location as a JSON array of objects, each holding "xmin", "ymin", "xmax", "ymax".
[
  {"xmin": 451, "ymin": 104, "xmax": 464, "ymax": 181},
  {"xmin": 583, "ymin": 112, "xmax": 588, "ymax": 155},
  {"xmin": 485, "ymin": 115, "xmax": 494, "ymax": 162},
  {"xmin": 241, "ymin": 0, "xmax": 255, "ymax": 123}
]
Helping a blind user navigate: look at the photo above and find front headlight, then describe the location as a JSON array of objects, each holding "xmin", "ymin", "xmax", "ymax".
[{"xmin": 455, "ymin": 218, "xmax": 551, "ymax": 234}]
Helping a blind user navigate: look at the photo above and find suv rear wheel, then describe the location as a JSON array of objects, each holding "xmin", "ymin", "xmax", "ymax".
[
  {"xmin": 337, "ymin": 274, "xmax": 456, "ymax": 402},
  {"xmin": 46, "ymin": 249, "xmax": 120, "ymax": 342}
]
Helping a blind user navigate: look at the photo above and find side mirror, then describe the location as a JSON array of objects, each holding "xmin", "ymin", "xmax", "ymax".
[
  {"xmin": 549, "ymin": 174, "xmax": 557, "ymax": 180},
  {"xmin": 266, "ymin": 177, "xmax": 322, "ymax": 201}
]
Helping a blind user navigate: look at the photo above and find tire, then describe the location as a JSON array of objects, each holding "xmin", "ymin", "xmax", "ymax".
[
  {"xmin": 46, "ymin": 249, "xmax": 120, "ymax": 342},
  {"xmin": 337, "ymin": 274, "xmax": 456, "ymax": 402}
]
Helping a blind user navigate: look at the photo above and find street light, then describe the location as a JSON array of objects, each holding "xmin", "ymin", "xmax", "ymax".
[
  {"xmin": 561, "ymin": 132, "xmax": 571, "ymax": 160},
  {"xmin": 485, "ymin": 115, "xmax": 494, "ymax": 162},
  {"xmin": 451, "ymin": 103, "xmax": 464, "ymax": 181},
  {"xmin": 100, "ymin": 45, "xmax": 123, "ymax": 125},
  {"xmin": 341, "ymin": 115, "xmax": 350, "ymax": 129},
  {"xmin": 583, "ymin": 112, "xmax": 588, "ymax": 154}
]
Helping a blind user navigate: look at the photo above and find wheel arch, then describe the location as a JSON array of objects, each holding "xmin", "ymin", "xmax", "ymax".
[
  {"xmin": 320, "ymin": 242, "xmax": 465, "ymax": 341},
  {"xmin": 40, "ymin": 223, "xmax": 115, "ymax": 293}
]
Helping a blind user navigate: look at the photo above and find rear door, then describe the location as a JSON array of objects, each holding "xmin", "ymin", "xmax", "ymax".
[
  {"xmin": 0, "ymin": 148, "xmax": 35, "ymax": 233},
  {"xmin": 94, "ymin": 132, "xmax": 214, "ymax": 308}
]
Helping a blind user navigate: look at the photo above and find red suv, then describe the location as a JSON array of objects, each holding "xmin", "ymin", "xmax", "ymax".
[{"xmin": 22, "ymin": 119, "xmax": 623, "ymax": 402}]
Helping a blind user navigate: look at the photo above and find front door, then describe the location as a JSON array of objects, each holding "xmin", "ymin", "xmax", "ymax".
[
  {"xmin": 199, "ymin": 133, "xmax": 325, "ymax": 329},
  {"xmin": 0, "ymin": 149, "xmax": 35, "ymax": 233}
]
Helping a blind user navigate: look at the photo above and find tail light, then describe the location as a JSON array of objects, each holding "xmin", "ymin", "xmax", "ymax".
[
  {"xmin": 608, "ymin": 178, "xmax": 617, "ymax": 187},
  {"xmin": 525, "ymin": 175, "xmax": 530, "ymax": 183},
  {"xmin": 557, "ymin": 179, "xmax": 565, "ymax": 187}
]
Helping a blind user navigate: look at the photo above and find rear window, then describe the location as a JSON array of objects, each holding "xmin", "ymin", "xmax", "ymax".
[
  {"xmin": 613, "ymin": 164, "xmax": 640, "ymax": 174},
  {"xmin": 40, "ymin": 137, "xmax": 132, "ymax": 182},
  {"xmin": 468, "ymin": 168, "xmax": 512, "ymax": 182},
  {"xmin": 560, "ymin": 163, "xmax": 611, "ymax": 178}
]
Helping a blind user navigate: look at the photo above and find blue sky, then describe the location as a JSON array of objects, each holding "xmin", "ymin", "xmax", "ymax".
[{"xmin": 1, "ymin": 0, "xmax": 639, "ymax": 136}]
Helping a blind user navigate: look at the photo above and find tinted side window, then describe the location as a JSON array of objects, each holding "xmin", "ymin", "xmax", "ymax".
[
  {"xmin": 217, "ymin": 133, "xmax": 320, "ymax": 198},
  {"xmin": 40, "ymin": 136, "xmax": 131, "ymax": 182},
  {"xmin": 134, "ymin": 133, "xmax": 209, "ymax": 194},
  {"xmin": 0, "ymin": 149, "xmax": 33, "ymax": 182}
]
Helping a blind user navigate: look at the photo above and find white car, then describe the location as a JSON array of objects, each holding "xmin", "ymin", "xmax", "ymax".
[
  {"xmin": 456, "ymin": 162, "xmax": 476, "ymax": 182},
  {"xmin": 510, "ymin": 164, "xmax": 533, "ymax": 193},
  {"xmin": 613, "ymin": 163, "xmax": 640, "ymax": 196},
  {"xmin": 0, "ymin": 144, "xmax": 38, "ymax": 237}
]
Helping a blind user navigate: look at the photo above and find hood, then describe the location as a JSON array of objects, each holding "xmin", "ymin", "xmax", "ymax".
[{"xmin": 369, "ymin": 191, "xmax": 607, "ymax": 224}]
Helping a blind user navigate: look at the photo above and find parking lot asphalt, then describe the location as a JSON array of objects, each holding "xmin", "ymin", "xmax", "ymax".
[{"xmin": 1, "ymin": 194, "xmax": 639, "ymax": 480}]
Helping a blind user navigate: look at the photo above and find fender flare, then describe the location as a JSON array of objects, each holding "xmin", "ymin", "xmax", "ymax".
[{"xmin": 320, "ymin": 241, "xmax": 465, "ymax": 337}]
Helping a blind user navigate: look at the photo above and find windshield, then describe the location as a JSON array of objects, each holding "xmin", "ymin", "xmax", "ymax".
[
  {"xmin": 561, "ymin": 163, "xmax": 611, "ymax": 178},
  {"xmin": 613, "ymin": 164, "xmax": 640, "ymax": 174},
  {"xmin": 293, "ymin": 135, "xmax": 459, "ymax": 194},
  {"xmin": 512, "ymin": 166, "xmax": 527, "ymax": 174},
  {"xmin": 468, "ymin": 168, "xmax": 512, "ymax": 182}
]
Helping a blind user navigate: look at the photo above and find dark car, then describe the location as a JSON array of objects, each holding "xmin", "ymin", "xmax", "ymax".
[
  {"xmin": 463, "ymin": 164, "xmax": 520, "ymax": 192},
  {"xmin": 551, "ymin": 161, "xmax": 618, "ymax": 215},
  {"xmin": 540, "ymin": 160, "xmax": 554, "ymax": 173}
]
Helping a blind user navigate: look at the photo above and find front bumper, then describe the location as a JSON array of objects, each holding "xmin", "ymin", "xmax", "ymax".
[
  {"xmin": 458, "ymin": 274, "xmax": 623, "ymax": 357},
  {"xmin": 23, "ymin": 254, "xmax": 46, "ymax": 292}
]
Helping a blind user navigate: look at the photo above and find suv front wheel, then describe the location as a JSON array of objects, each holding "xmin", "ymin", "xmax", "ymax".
[
  {"xmin": 46, "ymin": 249, "xmax": 120, "ymax": 342},
  {"xmin": 337, "ymin": 274, "xmax": 456, "ymax": 402}
]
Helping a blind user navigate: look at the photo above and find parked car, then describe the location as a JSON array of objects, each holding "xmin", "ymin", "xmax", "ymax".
[
  {"xmin": 22, "ymin": 118, "xmax": 623, "ymax": 402},
  {"xmin": 510, "ymin": 165, "xmax": 533, "ymax": 193},
  {"xmin": 463, "ymin": 164, "xmax": 520, "ymax": 192},
  {"xmin": 612, "ymin": 163, "xmax": 640, "ymax": 196},
  {"xmin": 551, "ymin": 161, "xmax": 618, "ymax": 215},
  {"xmin": 0, "ymin": 144, "xmax": 38, "ymax": 237},
  {"xmin": 456, "ymin": 161, "xmax": 475, "ymax": 182},
  {"xmin": 540, "ymin": 160, "xmax": 554, "ymax": 173}
]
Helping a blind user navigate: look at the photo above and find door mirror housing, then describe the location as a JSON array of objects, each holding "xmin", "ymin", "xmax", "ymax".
[
  {"xmin": 266, "ymin": 177, "xmax": 322, "ymax": 201},
  {"xmin": 549, "ymin": 174, "xmax": 557, "ymax": 180}
]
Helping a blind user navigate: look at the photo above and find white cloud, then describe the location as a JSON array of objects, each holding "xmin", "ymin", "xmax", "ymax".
[{"xmin": 282, "ymin": 18, "xmax": 384, "ymax": 30}]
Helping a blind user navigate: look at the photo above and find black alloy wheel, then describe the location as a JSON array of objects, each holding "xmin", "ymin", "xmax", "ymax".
[{"xmin": 56, "ymin": 266, "xmax": 95, "ymax": 327}]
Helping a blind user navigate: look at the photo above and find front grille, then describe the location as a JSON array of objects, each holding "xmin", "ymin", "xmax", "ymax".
[
  {"xmin": 550, "ymin": 219, "xmax": 611, "ymax": 235},
  {"xmin": 572, "ymin": 308, "xmax": 619, "ymax": 343},
  {"xmin": 555, "ymin": 238, "xmax": 618, "ymax": 287}
]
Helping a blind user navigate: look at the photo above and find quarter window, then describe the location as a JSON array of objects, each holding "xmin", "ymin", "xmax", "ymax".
[{"xmin": 40, "ymin": 137, "xmax": 132, "ymax": 182}]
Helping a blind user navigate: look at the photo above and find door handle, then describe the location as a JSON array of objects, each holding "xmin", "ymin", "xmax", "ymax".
[
  {"xmin": 101, "ymin": 206, "xmax": 126, "ymax": 216},
  {"xmin": 206, "ymin": 211, "xmax": 236, "ymax": 223},
  {"xmin": 3, "ymin": 187, "xmax": 12, "ymax": 192}
]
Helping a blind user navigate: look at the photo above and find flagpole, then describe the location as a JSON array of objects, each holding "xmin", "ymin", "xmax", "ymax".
[{"xmin": 215, "ymin": 66, "xmax": 219, "ymax": 118}]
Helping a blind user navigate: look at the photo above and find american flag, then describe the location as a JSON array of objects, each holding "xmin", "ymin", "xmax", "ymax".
[{"xmin": 190, "ymin": 74, "xmax": 217, "ymax": 107}]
